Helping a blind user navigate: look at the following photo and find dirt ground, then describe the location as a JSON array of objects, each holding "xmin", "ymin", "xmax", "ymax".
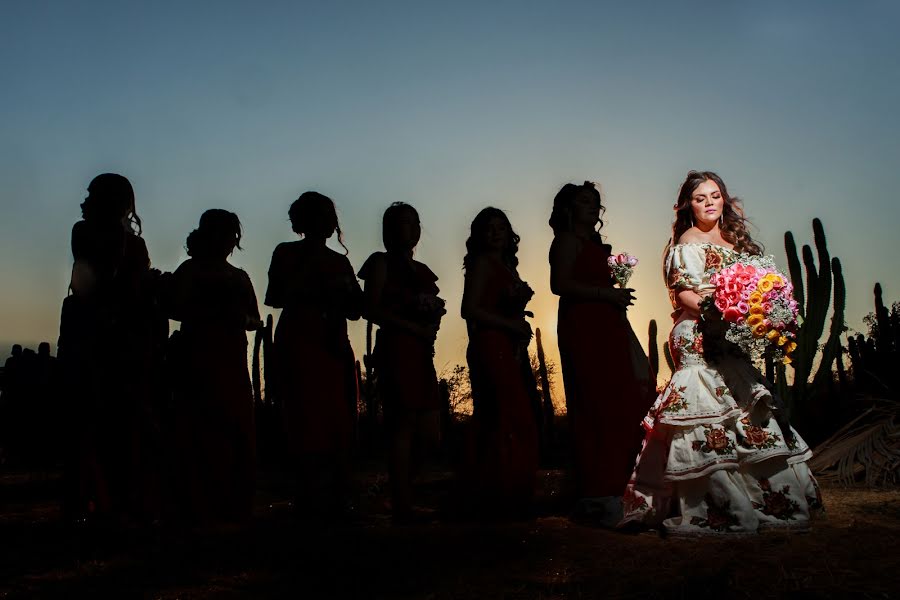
[{"xmin": 2, "ymin": 468, "xmax": 899, "ymax": 599}]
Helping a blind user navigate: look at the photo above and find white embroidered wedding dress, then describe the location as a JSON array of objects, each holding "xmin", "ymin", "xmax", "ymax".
[{"xmin": 620, "ymin": 243, "xmax": 822, "ymax": 534}]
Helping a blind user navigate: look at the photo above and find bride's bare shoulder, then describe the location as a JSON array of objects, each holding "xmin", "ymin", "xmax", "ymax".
[{"xmin": 675, "ymin": 229, "xmax": 707, "ymax": 245}]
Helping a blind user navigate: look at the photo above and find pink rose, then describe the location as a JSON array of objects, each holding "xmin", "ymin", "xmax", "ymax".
[
  {"xmin": 737, "ymin": 301, "xmax": 750, "ymax": 314},
  {"xmin": 617, "ymin": 254, "xmax": 627, "ymax": 264},
  {"xmin": 627, "ymin": 257, "xmax": 639, "ymax": 267}
]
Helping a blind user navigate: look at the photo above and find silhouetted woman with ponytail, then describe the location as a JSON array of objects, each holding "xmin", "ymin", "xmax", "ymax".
[
  {"xmin": 265, "ymin": 191, "xmax": 362, "ymax": 518},
  {"xmin": 166, "ymin": 209, "xmax": 261, "ymax": 525}
]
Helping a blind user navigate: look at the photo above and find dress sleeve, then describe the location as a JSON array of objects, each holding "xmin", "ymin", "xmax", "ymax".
[{"xmin": 665, "ymin": 245, "xmax": 706, "ymax": 294}]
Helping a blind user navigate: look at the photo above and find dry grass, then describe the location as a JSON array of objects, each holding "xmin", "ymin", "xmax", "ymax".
[{"xmin": 2, "ymin": 470, "xmax": 899, "ymax": 599}]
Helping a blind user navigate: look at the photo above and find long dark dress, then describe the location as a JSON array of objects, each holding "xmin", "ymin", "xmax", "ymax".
[
  {"xmin": 357, "ymin": 252, "xmax": 441, "ymax": 420},
  {"xmin": 554, "ymin": 237, "xmax": 655, "ymax": 498},
  {"xmin": 59, "ymin": 219, "xmax": 161, "ymax": 520},
  {"xmin": 465, "ymin": 257, "xmax": 539, "ymax": 509},
  {"xmin": 167, "ymin": 258, "xmax": 259, "ymax": 523},
  {"xmin": 265, "ymin": 241, "xmax": 359, "ymax": 458}
]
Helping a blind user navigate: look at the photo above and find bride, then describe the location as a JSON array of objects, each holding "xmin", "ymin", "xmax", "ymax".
[{"xmin": 620, "ymin": 171, "xmax": 822, "ymax": 535}]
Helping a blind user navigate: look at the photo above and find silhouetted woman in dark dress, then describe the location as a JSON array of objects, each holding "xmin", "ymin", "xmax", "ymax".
[
  {"xmin": 265, "ymin": 192, "xmax": 362, "ymax": 516},
  {"xmin": 549, "ymin": 182, "xmax": 654, "ymax": 524},
  {"xmin": 166, "ymin": 209, "xmax": 261, "ymax": 525},
  {"xmin": 359, "ymin": 202, "xmax": 444, "ymax": 522},
  {"xmin": 462, "ymin": 207, "xmax": 539, "ymax": 516},
  {"xmin": 59, "ymin": 173, "xmax": 161, "ymax": 523}
]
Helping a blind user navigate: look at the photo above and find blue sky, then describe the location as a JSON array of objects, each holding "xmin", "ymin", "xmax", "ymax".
[{"xmin": 2, "ymin": 0, "xmax": 898, "ymax": 386}]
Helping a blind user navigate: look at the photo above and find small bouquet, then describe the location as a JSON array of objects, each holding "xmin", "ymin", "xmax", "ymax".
[
  {"xmin": 502, "ymin": 279, "xmax": 535, "ymax": 318},
  {"xmin": 608, "ymin": 252, "xmax": 639, "ymax": 287},
  {"xmin": 703, "ymin": 256, "xmax": 799, "ymax": 364},
  {"xmin": 413, "ymin": 292, "xmax": 447, "ymax": 326}
]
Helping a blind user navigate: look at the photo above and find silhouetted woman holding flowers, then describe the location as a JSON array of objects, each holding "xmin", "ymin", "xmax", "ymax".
[
  {"xmin": 549, "ymin": 181, "xmax": 654, "ymax": 525},
  {"xmin": 620, "ymin": 171, "xmax": 820, "ymax": 535},
  {"xmin": 166, "ymin": 209, "xmax": 261, "ymax": 525},
  {"xmin": 265, "ymin": 192, "xmax": 362, "ymax": 517},
  {"xmin": 359, "ymin": 202, "xmax": 444, "ymax": 523},
  {"xmin": 461, "ymin": 207, "xmax": 539, "ymax": 516},
  {"xmin": 59, "ymin": 173, "xmax": 162, "ymax": 523}
]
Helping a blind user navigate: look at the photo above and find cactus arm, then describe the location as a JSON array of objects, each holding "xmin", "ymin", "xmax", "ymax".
[
  {"xmin": 663, "ymin": 341, "xmax": 676, "ymax": 374},
  {"xmin": 813, "ymin": 257, "xmax": 846, "ymax": 388},
  {"xmin": 648, "ymin": 319, "xmax": 659, "ymax": 380},
  {"xmin": 785, "ymin": 231, "xmax": 805, "ymax": 320}
]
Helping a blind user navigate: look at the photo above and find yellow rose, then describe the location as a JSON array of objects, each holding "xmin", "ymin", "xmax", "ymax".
[
  {"xmin": 785, "ymin": 341, "xmax": 797, "ymax": 354},
  {"xmin": 753, "ymin": 324, "xmax": 769, "ymax": 337},
  {"xmin": 750, "ymin": 305, "xmax": 765, "ymax": 315},
  {"xmin": 782, "ymin": 356, "xmax": 793, "ymax": 365},
  {"xmin": 777, "ymin": 335, "xmax": 788, "ymax": 346},
  {"xmin": 767, "ymin": 329, "xmax": 781, "ymax": 341},
  {"xmin": 749, "ymin": 292, "xmax": 763, "ymax": 305},
  {"xmin": 758, "ymin": 279, "xmax": 774, "ymax": 293},
  {"xmin": 747, "ymin": 314, "xmax": 764, "ymax": 327}
]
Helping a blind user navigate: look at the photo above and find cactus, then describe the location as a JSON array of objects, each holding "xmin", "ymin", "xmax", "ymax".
[
  {"xmin": 847, "ymin": 284, "xmax": 900, "ymax": 399},
  {"xmin": 781, "ymin": 219, "xmax": 846, "ymax": 417},
  {"xmin": 535, "ymin": 328, "xmax": 555, "ymax": 447},
  {"xmin": 648, "ymin": 320, "xmax": 659, "ymax": 381},
  {"xmin": 663, "ymin": 341, "xmax": 675, "ymax": 374}
]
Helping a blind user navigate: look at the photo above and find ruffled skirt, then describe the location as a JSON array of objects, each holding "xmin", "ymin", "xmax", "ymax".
[{"xmin": 620, "ymin": 318, "xmax": 822, "ymax": 535}]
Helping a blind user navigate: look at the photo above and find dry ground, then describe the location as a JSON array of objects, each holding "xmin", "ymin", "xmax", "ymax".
[{"xmin": 1, "ymin": 469, "xmax": 899, "ymax": 599}]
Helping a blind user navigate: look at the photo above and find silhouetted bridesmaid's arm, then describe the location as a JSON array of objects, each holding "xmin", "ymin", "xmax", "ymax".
[
  {"xmin": 240, "ymin": 270, "xmax": 264, "ymax": 331},
  {"xmin": 361, "ymin": 254, "xmax": 436, "ymax": 341},
  {"xmin": 549, "ymin": 232, "xmax": 634, "ymax": 308},
  {"xmin": 462, "ymin": 255, "xmax": 531, "ymax": 340},
  {"xmin": 336, "ymin": 257, "xmax": 363, "ymax": 321}
]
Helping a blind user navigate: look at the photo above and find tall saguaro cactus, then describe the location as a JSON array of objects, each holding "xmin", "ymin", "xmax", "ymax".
[
  {"xmin": 782, "ymin": 219, "xmax": 846, "ymax": 416},
  {"xmin": 648, "ymin": 319, "xmax": 659, "ymax": 381}
]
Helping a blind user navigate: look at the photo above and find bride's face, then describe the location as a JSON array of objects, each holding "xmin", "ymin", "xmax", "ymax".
[{"xmin": 690, "ymin": 179, "xmax": 724, "ymax": 227}]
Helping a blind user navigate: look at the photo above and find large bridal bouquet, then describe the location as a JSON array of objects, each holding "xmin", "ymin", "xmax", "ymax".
[{"xmin": 702, "ymin": 255, "xmax": 799, "ymax": 364}]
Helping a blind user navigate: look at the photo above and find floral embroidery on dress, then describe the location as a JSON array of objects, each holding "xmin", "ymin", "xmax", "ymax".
[
  {"xmin": 668, "ymin": 268, "xmax": 693, "ymax": 292},
  {"xmin": 753, "ymin": 478, "xmax": 799, "ymax": 520},
  {"xmin": 691, "ymin": 425, "xmax": 736, "ymax": 455},
  {"xmin": 659, "ymin": 385, "xmax": 689, "ymax": 414},
  {"xmin": 705, "ymin": 247, "xmax": 725, "ymax": 271},
  {"xmin": 690, "ymin": 494, "xmax": 739, "ymax": 531},
  {"xmin": 715, "ymin": 385, "xmax": 728, "ymax": 397},
  {"xmin": 740, "ymin": 425, "xmax": 782, "ymax": 450},
  {"xmin": 623, "ymin": 486, "xmax": 651, "ymax": 517}
]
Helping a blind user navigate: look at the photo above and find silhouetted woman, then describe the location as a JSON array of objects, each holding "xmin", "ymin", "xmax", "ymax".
[
  {"xmin": 265, "ymin": 192, "xmax": 362, "ymax": 517},
  {"xmin": 549, "ymin": 182, "xmax": 654, "ymax": 525},
  {"xmin": 358, "ymin": 202, "xmax": 444, "ymax": 522},
  {"xmin": 461, "ymin": 207, "xmax": 539, "ymax": 516},
  {"xmin": 59, "ymin": 173, "xmax": 161, "ymax": 523},
  {"xmin": 166, "ymin": 209, "xmax": 261, "ymax": 525}
]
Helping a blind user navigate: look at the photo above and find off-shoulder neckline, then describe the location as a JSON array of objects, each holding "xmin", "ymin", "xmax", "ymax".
[{"xmin": 671, "ymin": 242, "xmax": 738, "ymax": 253}]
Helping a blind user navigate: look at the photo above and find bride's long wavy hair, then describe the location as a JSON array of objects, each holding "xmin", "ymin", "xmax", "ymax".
[{"xmin": 670, "ymin": 171, "xmax": 762, "ymax": 255}]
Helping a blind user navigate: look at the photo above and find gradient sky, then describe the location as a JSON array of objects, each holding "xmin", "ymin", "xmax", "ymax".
[{"xmin": 2, "ymin": 0, "xmax": 899, "ymax": 392}]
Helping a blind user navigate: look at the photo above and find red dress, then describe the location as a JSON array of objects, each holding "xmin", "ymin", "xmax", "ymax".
[
  {"xmin": 266, "ymin": 241, "xmax": 359, "ymax": 457},
  {"xmin": 358, "ymin": 252, "xmax": 440, "ymax": 418},
  {"xmin": 168, "ymin": 258, "xmax": 259, "ymax": 523},
  {"xmin": 466, "ymin": 258, "xmax": 539, "ymax": 508},
  {"xmin": 555, "ymin": 238, "xmax": 654, "ymax": 498}
]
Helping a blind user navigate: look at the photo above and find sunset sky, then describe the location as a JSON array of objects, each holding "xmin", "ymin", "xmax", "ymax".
[{"xmin": 2, "ymin": 1, "xmax": 899, "ymax": 394}]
